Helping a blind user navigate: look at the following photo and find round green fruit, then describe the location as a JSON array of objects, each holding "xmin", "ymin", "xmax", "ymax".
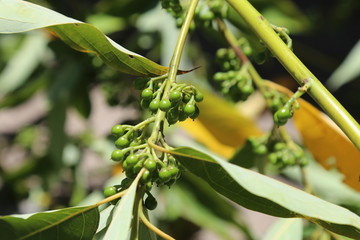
[
  {"xmin": 115, "ymin": 136, "xmax": 129, "ymax": 148},
  {"xmin": 141, "ymin": 88, "xmax": 153, "ymax": 100},
  {"xmin": 111, "ymin": 150, "xmax": 124, "ymax": 162},
  {"xmin": 111, "ymin": 125, "xmax": 124, "ymax": 137},
  {"xmin": 149, "ymin": 99, "xmax": 160, "ymax": 112},
  {"xmin": 184, "ymin": 104, "xmax": 196, "ymax": 116},
  {"xmin": 159, "ymin": 168, "xmax": 172, "ymax": 183},
  {"xmin": 145, "ymin": 196, "xmax": 157, "ymax": 210},
  {"xmin": 126, "ymin": 154, "xmax": 139, "ymax": 166},
  {"xmin": 169, "ymin": 90, "xmax": 182, "ymax": 102},
  {"xmin": 159, "ymin": 99, "xmax": 171, "ymax": 112},
  {"xmin": 144, "ymin": 159, "xmax": 157, "ymax": 172},
  {"xmin": 103, "ymin": 186, "xmax": 117, "ymax": 198}
]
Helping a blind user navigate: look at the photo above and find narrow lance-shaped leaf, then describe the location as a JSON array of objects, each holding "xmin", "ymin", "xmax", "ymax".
[
  {"xmin": 0, "ymin": 0, "xmax": 168, "ymax": 76},
  {"xmin": 171, "ymin": 147, "xmax": 360, "ymax": 239},
  {"xmin": 263, "ymin": 218, "xmax": 303, "ymax": 240},
  {"xmin": 103, "ymin": 171, "xmax": 142, "ymax": 240},
  {"xmin": 0, "ymin": 206, "xmax": 99, "ymax": 240}
]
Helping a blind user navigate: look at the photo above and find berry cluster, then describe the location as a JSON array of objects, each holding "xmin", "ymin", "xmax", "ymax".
[
  {"xmin": 248, "ymin": 136, "xmax": 308, "ymax": 169},
  {"xmin": 137, "ymin": 77, "xmax": 203, "ymax": 125},
  {"xmin": 161, "ymin": 0, "xmax": 183, "ymax": 19},
  {"xmin": 213, "ymin": 41, "xmax": 254, "ymax": 102}
]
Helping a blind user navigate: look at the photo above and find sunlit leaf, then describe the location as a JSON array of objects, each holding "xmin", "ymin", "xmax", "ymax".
[
  {"xmin": 179, "ymin": 91, "xmax": 262, "ymax": 158},
  {"xmin": 263, "ymin": 218, "xmax": 303, "ymax": 240},
  {"xmin": 0, "ymin": 0, "xmax": 168, "ymax": 76},
  {"xmin": 0, "ymin": 206, "xmax": 99, "ymax": 240},
  {"xmin": 171, "ymin": 147, "xmax": 360, "ymax": 239},
  {"xmin": 265, "ymin": 81, "xmax": 360, "ymax": 191},
  {"xmin": 103, "ymin": 172, "xmax": 141, "ymax": 240},
  {"xmin": 0, "ymin": 31, "xmax": 48, "ymax": 96}
]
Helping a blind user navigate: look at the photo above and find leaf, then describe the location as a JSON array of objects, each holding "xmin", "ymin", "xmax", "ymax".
[
  {"xmin": 179, "ymin": 91, "xmax": 262, "ymax": 158},
  {"xmin": 103, "ymin": 172, "xmax": 141, "ymax": 240},
  {"xmin": 265, "ymin": 81, "xmax": 360, "ymax": 191},
  {"xmin": 0, "ymin": 0, "xmax": 168, "ymax": 76},
  {"xmin": 0, "ymin": 206, "xmax": 99, "ymax": 240},
  {"xmin": 171, "ymin": 147, "xmax": 360, "ymax": 239},
  {"xmin": 0, "ymin": 31, "xmax": 48, "ymax": 96},
  {"xmin": 263, "ymin": 218, "xmax": 303, "ymax": 240},
  {"xmin": 327, "ymin": 40, "xmax": 360, "ymax": 90}
]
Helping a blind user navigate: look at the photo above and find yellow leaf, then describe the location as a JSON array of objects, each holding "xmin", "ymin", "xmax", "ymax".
[
  {"xmin": 179, "ymin": 91, "xmax": 262, "ymax": 158},
  {"xmin": 265, "ymin": 81, "xmax": 360, "ymax": 191}
]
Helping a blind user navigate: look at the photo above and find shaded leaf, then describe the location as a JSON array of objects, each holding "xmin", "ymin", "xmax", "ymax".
[
  {"xmin": 265, "ymin": 81, "xmax": 360, "ymax": 191},
  {"xmin": 0, "ymin": 0, "xmax": 168, "ymax": 76},
  {"xmin": 103, "ymin": 172, "xmax": 141, "ymax": 240},
  {"xmin": 171, "ymin": 147, "xmax": 360, "ymax": 239},
  {"xmin": 179, "ymin": 91, "xmax": 262, "ymax": 158},
  {"xmin": 0, "ymin": 206, "xmax": 99, "ymax": 240},
  {"xmin": 263, "ymin": 218, "xmax": 303, "ymax": 240}
]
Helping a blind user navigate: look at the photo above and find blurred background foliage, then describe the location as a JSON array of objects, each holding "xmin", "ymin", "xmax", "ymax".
[{"xmin": 0, "ymin": 0, "xmax": 359, "ymax": 239}]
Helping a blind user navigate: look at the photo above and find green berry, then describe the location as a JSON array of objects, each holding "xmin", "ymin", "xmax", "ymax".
[
  {"xmin": 149, "ymin": 99, "xmax": 160, "ymax": 112},
  {"xmin": 169, "ymin": 90, "xmax": 182, "ymax": 102},
  {"xmin": 275, "ymin": 107, "xmax": 292, "ymax": 120},
  {"xmin": 184, "ymin": 104, "xmax": 196, "ymax": 116},
  {"xmin": 144, "ymin": 159, "xmax": 157, "ymax": 172},
  {"xmin": 168, "ymin": 166, "xmax": 179, "ymax": 178},
  {"xmin": 254, "ymin": 144, "xmax": 267, "ymax": 155},
  {"xmin": 145, "ymin": 182, "xmax": 153, "ymax": 191},
  {"xmin": 194, "ymin": 91, "xmax": 204, "ymax": 102},
  {"xmin": 111, "ymin": 150, "xmax": 124, "ymax": 162},
  {"xmin": 166, "ymin": 108, "xmax": 179, "ymax": 125},
  {"xmin": 115, "ymin": 136, "xmax": 129, "ymax": 148},
  {"xmin": 182, "ymin": 94, "xmax": 192, "ymax": 103},
  {"xmin": 159, "ymin": 99, "xmax": 171, "ymax": 112},
  {"xmin": 111, "ymin": 125, "xmax": 124, "ymax": 137},
  {"xmin": 214, "ymin": 72, "xmax": 225, "ymax": 81},
  {"xmin": 199, "ymin": 11, "xmax": 215, "ymax": 21},
  {"xmin": 122, "ymin": 160, "xmax": 131, "ymax": 171},
  {"xmin": 274, "ymin": 142, "xmax": 286, "ymax": 151},
  {"xmin": 145, "ymin": 196, "xmax": 157, "ymax": 210},
  {"xmin": 141, "ymin": 88, "xmax": 153, "ymax": 100},
  {"xmin": 126, "ymin": 154, "xmax": 139, "ymax": 166},
  {"xmin": 178, "ymin": 109, "xmax": 188, "ymax": 121},
  {"xmin": 158, "ymin": 168, "xmax": 172, "ymax": 183},
  {"xmin": 268, "ymin": 152, "xmax": 278, "ymax": 164},
  {"xmin": 216, "ymin": 48, "xmax": 228, "ymax": 59},
  {"xmin": 121, "ymin": 178, "xmax": 132, "ymax": 188},
  {"xmin": 103, "ymin": 186, "xmax": 117, "ymax": 198},
  {"xmin": 189, "ymin": 105, "xmax": 200, "ymax": 120},
  {"xmin": 141, "ymin": 170, "xmax": 152, "ymax": 183}
]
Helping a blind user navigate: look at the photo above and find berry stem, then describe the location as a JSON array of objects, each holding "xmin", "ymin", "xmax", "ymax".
[
  {"xmin": 148, "ymin": 0, "xmax": 199, "ymax": 144},
  {"xmin": 225, "ymin": 0, "xmax": 360, "ymax": 149},
  {"xmin": 139, "ymin": 204, "xmax": 175, "ymax": 240}
]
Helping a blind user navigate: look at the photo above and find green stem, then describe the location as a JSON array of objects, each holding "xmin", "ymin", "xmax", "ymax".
[
  {"xmin": 225, "ymin": 0, "xmax": 360, "ymax": 149},
  {"xmin": 149, "ymin": 0, "xmax": 199, "ymax": 143}
]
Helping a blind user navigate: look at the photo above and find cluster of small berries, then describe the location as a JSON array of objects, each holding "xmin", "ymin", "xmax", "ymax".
[
  {"xmin": 213, "ymin": 40, "xmax": 254, "ymax": 102},
  {"xmin": 248, "ymin": 137, "xmax": 308, "ymax": 169},
  {"xmin": 137, "ymin": 77, "xmax": 203, "ymax": 125}
]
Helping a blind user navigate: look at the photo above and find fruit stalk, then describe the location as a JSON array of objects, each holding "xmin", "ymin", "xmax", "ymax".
[{"xmin": 226, "ymin": 0, "xmax": 360, "ymax": 149}]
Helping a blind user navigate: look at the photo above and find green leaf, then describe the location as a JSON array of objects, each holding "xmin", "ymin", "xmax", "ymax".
[
  {"xmin": 327, "ymin": 40, "xmax": 360, "ymax": 90},
  {"xmin": 263, "ymin": 218, "xmax": 302, "ymax": 240},
  {"xmin": 0, "ymin": 0, "xmax": 168, "ymax": 77},
  {"xmin": 103, "ymin": 173, "xmax": 141, "ymax": 240},
  {"xmin": 0, "ymin": 206, "xmax": 99, "ymax": 240},
  {"xmin": 0, "ymin": 31, "xmax": 48, "ymax": 96},
  {"xmin": 171, "ymin": 147, "xmax": 360, "ymax": 239}
]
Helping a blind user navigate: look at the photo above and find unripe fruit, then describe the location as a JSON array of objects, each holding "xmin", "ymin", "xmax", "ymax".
[
  {"xmin": 159, "ymin": 99, "xmax": 171, "ymax": 112},
  {"xmin": 274, "ymin": 142, "xmax": 286, "ymax": 151},
  {"xmin": 184, "ymin": 104, "xmax": 196, "ymax": 116},
  {"xmin": 111, "ymin": 125, "xmax": 124, "ymax": 137},
  {"xmin": 141, "ymin": 88, "xmax": 153, "ymax": 100},
  {"xmin": 141, "ymin": 170, "xmax": 152, "ymax": 183},
  {"xmin": 194, "ymin": 91, "xmax": 204, "ymax": 102},
  {"xmin": 149, "ymin": 99, "xmax": 160, "ymax": 112},
  {"xmin": 168, "ymin": 166, "xmax": 179, "ymax": 178},
  {"xmin": 115, "ymin": 136, "xmax": 129, "ymax": 148},
  {"xmin": 103, "ymin": 186, "xmax": 117, "ymax": 198},
  {"xmin": 159, "ymin": 168, "xmax": 172, "ymax": 183},
  {"xmin": 169, "ymin": 90, "xmax": 182, "ymax": 102},
  {"xmin": 126, "ymin": 154, "xmax": 139, "ymax": 166},
  {"xmin": 144, "ymin": 159, "xmax": 157, "ymax": 172},
  {"xmin": 121, "ymin": 178, "xmax": 132, "ymax": 188},
  {"xmin": 111, "ymin": 149, "xmax": 124, "ymax": 162},
  {"xmin": 145, "ymin": 196, "xmax": 157, "ymax": 210}
]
